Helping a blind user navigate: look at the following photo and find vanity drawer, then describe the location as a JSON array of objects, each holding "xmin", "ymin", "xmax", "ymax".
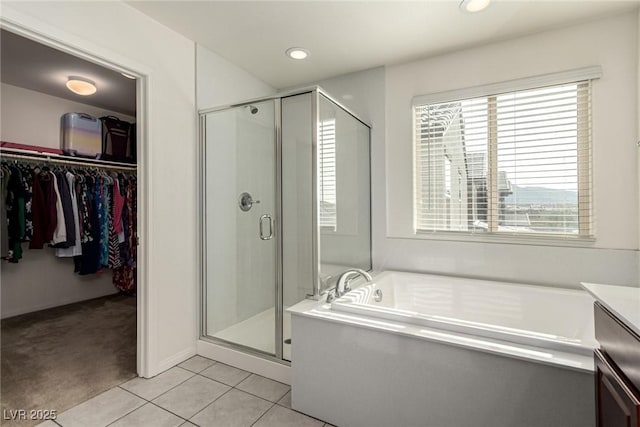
[
  {"xmin": 595, "ymin": 349, "xmax": 640, "ymax": 427},
  {"xmin": 595, "ymin": 301, "xmax": 640, "ymax": 392}
]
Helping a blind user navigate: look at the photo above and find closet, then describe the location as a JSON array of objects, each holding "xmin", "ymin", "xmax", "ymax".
[{"xmin": 0, "ymin": 29, "xmax": 139, "ymax": 423}]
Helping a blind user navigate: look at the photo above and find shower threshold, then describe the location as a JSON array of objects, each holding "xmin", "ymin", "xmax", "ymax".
[{"xmin": 212, "ymin": 307, "xmax": 292, "ymax": 361}]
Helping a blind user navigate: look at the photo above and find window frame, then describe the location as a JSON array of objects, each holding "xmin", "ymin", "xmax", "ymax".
[{"xmin": 412, "ymin": 66, "xmax": 601, "ymax": 244}]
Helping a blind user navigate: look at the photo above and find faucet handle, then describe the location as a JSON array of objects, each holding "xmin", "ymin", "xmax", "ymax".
[
  {"xmin": 343, "ymin": 275, "xmax": 360, "ymax": 293},
  {"xmin": 326, "ymin": 289, "xmax": 337, "ymax": 303}
]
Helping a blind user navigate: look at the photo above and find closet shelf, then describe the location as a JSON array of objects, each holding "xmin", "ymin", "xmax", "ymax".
[{"xmin": 0, "ymin": 146, "xmax": 137, "ymax": 171}]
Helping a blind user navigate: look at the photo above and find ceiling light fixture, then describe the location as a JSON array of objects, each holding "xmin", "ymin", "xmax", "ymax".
[
  {"xmin": 121, "ymin": 72, "xmax": 136, "ymax": 80},
  {"xmin": 66, "ymin": 76, "xmax": 97, "ymax": 96},
  {"xmin": 285, "ymin": 47, "xmax": 309, "ymax": 60},
  {"xmin": 460, "ymin": 0, "xmax": 491, "ymax": 13}
]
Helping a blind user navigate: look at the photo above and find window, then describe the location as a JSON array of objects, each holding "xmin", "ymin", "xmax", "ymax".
[
  {"xmin": 319, "ymin": 118, "xmax": 337, "ymax": 229},
  {"xmin": 414, "ymin": 71, "xmax": 598, "ymax": 239}
]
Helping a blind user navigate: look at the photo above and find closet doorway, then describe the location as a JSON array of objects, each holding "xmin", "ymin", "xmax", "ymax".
[{"xmin": 0, "ymin": 28, "xmax": 144, "ymax": 425}]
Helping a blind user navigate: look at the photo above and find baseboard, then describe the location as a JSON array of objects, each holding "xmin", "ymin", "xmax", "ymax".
[
  {"xmin": 150, "ymin": 346, "xmax": 197, "ymax": 378},
  {"xmin": 0, "ymin": 291, "xmax": 119, "ymax": 319},
  {"xmin": 197, "ymin": 339, "xmax": 291, "ymax": 385}
]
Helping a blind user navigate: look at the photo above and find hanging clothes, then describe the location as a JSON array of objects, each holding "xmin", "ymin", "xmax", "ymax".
[
  {"xmin": 50, "ymin": 171, "xmax": 67, "ymax": 247},
  {"xmin": 18, "ymin": 164, "xmax": 34, "ymax": 242},
  {"xmin": 56, "ymin": 172, "xmax": 82, "ymax": 257},
  {"xmin": 113, "ymin": 176, "xmax": 136, "ymax": 294},
  {"xmin": 77, "ymin": 175, "xmax": 102, "ymax": 275},
  {"xmin": 1, "ymin": 158, "xmax": 137, "ymax": 294},
  {"xmin": 29, "ymin": 169, "xmax": 57, "ymax": 249},
  {"xmin": 113, "ymin": 178, "xmax": 125, "ymax": 235},
  {"xmin": 0, "ymin": 167, "xmax": 10, "ymax": 257},
  {"xmin": 98, "ymin": 177, "xmax": 110, "ymax": 269},
  {"xmin": 6, "ymin": 165, "xmax": 26, "ymax": 262},
  {"xmin": 52, "ymin": 171, "xmax": 75, "ymax": 249},
  {"xmin": 108, "ymin": 177, "xmax": 122, "ymax": 269},
  {"xmin": 29, "ymin": 170, "xmax": 46, "ymax": 249}
]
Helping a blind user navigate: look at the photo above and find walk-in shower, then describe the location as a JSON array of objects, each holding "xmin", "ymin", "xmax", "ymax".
[{"xmin": 199, "ymin": 87, "xmax": 371, "ymax": 363}]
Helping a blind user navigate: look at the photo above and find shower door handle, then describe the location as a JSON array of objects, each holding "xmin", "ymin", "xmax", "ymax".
[{"xmin": 259, "ymin": 214, "xmax": 273, "ymax": 240}]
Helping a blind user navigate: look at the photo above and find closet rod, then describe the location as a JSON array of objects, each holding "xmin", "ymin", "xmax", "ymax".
[{"xmin": 0, "ymin": 149, "xmax": 137, "ymax": 172}]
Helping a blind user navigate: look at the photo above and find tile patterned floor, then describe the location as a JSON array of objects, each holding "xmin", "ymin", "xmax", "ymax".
[{"xmin": 37, "ymin": 356, "xmax": 334, "ymax": 427}]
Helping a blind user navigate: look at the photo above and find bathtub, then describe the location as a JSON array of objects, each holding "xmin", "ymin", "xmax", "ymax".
[
  {"xmin": 331, "ymin": 270, "xmax": 598, "ymax": 356},
  {"xmin": 291, "ymin": 271, "xmax": 597, "ymax": 427}
]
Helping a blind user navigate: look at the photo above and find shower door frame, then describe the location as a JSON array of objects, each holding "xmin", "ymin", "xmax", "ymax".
[
  {"xmin": 199, "ymin": 98, "xmax": 284, "ymax": 363},
  {"xmin": 198, "ymin": 86, "xmax": 371, "ymax": 366}
]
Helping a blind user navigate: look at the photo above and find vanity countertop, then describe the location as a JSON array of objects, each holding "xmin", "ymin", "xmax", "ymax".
[{"xmin": 581, "ymin": 282, "xmax": 640, "ymax": 337}]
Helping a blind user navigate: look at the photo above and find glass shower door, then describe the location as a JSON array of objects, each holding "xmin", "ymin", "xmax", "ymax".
[{"xmin": 203, "ymin": 100, "xmax": 278, "ymax": 357}]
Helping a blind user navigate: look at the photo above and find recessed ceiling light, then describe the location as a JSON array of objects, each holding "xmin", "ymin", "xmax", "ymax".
[
  {"xmin": 286, "ymin": 47, "xmax": 309, "ymax": 60},
  {"xmin": 121, "ymin": 72, "xmax": 136, "ymax": 79},
  {"xmin": 66, "ymin": 76, "xmax": 97, "ymax": 96},
  {"xmin": 460, "ymin": 0, "xmax": 490, "ymax": 13}
]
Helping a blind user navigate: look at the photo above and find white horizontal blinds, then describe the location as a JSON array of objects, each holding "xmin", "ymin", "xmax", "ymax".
[
  {"xmin": 319, "ymin": 118, "xmax": 337, "ymax": 229},
  {"xmin": 415, "ymin": 100, "xmax": 488, "ymax": 232},
  {"xmin": 495, "ymin": 82, "xmax": 591, "ymax": 236},
  {"xmin": 414, "ymin": 79, "xmax": 592, "ymax": 237}
]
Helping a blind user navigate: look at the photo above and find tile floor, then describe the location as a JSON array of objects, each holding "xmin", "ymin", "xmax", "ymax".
[{"xmin": 37, "ymin": 355, "xmax": 334, "ymax": 427}]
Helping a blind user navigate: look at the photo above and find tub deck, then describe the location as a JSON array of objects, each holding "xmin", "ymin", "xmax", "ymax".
[{"xmin": 331, "ymin": 271, "xmax": 597, "ymax": 356}]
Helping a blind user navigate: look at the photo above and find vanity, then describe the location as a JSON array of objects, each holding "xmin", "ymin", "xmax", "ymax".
[{"xmin": 582, "ymin": 283, "xmax": 640, "ymax": 427}]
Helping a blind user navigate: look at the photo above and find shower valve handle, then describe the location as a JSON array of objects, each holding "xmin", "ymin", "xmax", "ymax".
[{"xmin": 239, "ymin": 192, "xmax": 259, "ymax": 211}]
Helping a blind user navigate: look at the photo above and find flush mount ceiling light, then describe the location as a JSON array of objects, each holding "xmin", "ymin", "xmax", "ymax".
[
  {"xmin": 66, "ymin": 76, "xmax": 97, "ymax": 96},
  {"xmin": 460, "ymin": 0, "xmax": 491, "ymax": 13},
  {"xmin": 285, "ymin": 47, "xmax": 309, "ymax": 60}
]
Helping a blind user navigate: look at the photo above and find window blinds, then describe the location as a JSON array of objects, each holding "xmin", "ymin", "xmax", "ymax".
[
  {"xmin": 414, "ymin": 80, "xmax": 593, "ymax": 238},
  {"xmin": 319, "ymin": 119, "xmax": 337, "ymax": 229}
]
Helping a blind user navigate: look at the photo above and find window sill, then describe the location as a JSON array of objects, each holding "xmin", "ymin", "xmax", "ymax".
[{"xmin": 403, "ymin": 230, "xmax": 597, "ymax": 248}]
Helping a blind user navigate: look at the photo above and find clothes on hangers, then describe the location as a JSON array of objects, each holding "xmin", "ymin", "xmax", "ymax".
[
  {"xmin": 77, "ymin": 175, "xmax": 102, "ymax": 275},
  {"xmin": 6, "ymin": 165, "xmax": 26, "ymax": 262},
  {"xmin": 30, "ymin": 169, "xmax": 58, "ymax": 249},
  {"xmin": 52, "ymin": 171, "xmax": 76, "ymax": 249},
  {"xmin": 113, "ymin": 175, "xmax": 137, "ymax": 293},
  {"xmin": 0, "ymin": 167, "xmax": 10, "ymax": 257},
  {"xmin": 55, "ymin": 172, "xmax": 82, "ymax": 257},
  {"xmin": 1, "ymin": 159, "xmax": 137, "ymax": 294},
  {"xmin": 99, "ymin": 176, "xmax": 110, "ymax": 269},
  {"xmin": 113, "ymin": 178, "xmax": 125, "ymax": 235},
  {"xmin": 50, "ymin": 171, "xmax": 67, "ymax": 247}
]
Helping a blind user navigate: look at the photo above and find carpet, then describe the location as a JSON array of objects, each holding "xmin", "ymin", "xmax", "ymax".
[{"xmin": 1, "ymin": 294, "xmax": 137, "ymax": 427}]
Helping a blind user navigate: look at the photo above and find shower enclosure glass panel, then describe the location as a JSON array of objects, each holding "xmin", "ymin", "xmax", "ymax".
[
  {"xmin": 203, "ymin": 100, "xmax": 277, "ymax": 357},
  {"xmin": 281, "ymin": 93, "xmax": 313, "ymax": 361},
  {"xmin": 318, "ymin": 94, "xmax": 372, "ymax": 292},
  {"xmin": 201, "ymin": 87, "xmax": 371, "ymax": 363}
]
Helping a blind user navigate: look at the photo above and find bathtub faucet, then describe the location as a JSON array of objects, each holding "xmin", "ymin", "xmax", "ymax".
[{"xmin": 335, "ymin": 269, "xmax": 373, "ymax": 298}]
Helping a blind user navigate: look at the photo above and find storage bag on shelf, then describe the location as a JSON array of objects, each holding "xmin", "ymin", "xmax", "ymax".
[
  {"xmin": 61, "ymin": 113, "xmax": 102, "ymax": 158},
  {"xmin": 100, "ymin": 116, "xmax": 134, "ymax": 163}
]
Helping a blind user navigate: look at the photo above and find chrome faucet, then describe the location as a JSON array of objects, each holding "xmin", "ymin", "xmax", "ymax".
[{"xmin": 335, "ymin": 268, "xmax": 372, "ymax": 298}]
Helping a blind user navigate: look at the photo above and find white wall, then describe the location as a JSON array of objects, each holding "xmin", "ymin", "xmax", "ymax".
[
  {"xmin": 0, "ymin": 83, "xmax": 137, "ymax": 318},
  {"xmin": 1, "ymin": 83, "xmax": 135, "ymax": 150},
  {"xmin": 196, "ymin": 44, "xmax": 275, "ymax": 109},
  {"xmin": 1, "ymin": 252, "xmax": 116, "ymax": 319},
  {"xmin": 376, "ymin": 13, "xmax": 638, "ymax": 288},
  {"xmin": 1, "ymin": 1, "xmax": 197, "ymax": 376},
  {"xmin": 387, "ymin": 12, "xmax": 638, "ymax": 249}
]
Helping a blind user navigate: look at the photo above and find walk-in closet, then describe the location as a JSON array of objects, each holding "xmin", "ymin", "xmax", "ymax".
[{"xmin": 0, "ymin": 29, "xmax": 139, "ymax": 425}]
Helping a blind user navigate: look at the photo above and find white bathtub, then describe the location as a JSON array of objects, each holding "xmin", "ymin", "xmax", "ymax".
[{"xmin": 331, "ymin": 270, "xmax": 598, "ymax": 356}]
